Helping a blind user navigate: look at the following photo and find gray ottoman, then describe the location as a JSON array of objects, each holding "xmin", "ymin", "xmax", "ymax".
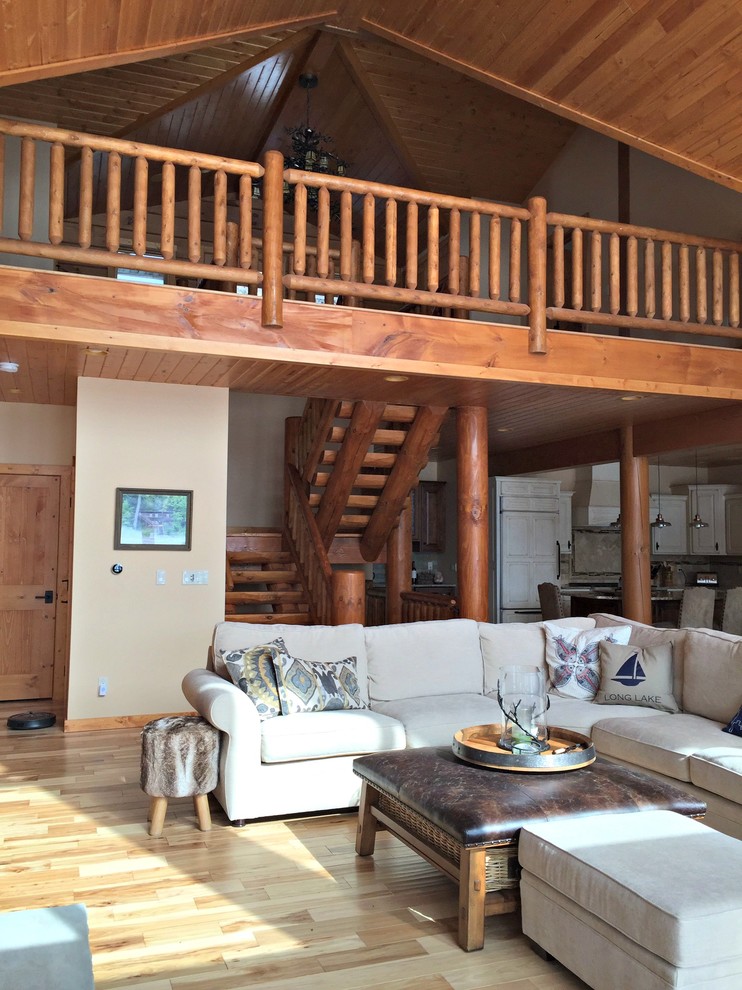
[
  {"xmin": 519, "ymin": 810, "xmax": 742, "ymax": 990},
  {"xmin": 140, "ymin": 715, "xmax": 219, "ymax": 837}
]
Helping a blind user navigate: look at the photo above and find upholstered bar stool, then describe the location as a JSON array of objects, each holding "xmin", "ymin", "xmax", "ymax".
[{"xmin": 140, "ymin": 715, "xmax": 219, "ymax": 837}]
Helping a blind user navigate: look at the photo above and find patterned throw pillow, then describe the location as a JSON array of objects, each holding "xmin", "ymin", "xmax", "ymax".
[
  {"xmin": 271, "ymin": 651, "xmax": 366, "ymax": 715},
  {"xmin": 723, "ymin": 705, "xmax": 742, "ymax": 737},
  {"xmin": 543, "ymin": 621, "xmax": 632, "ymax": 700},
  {"xmin": 220, "ymin": 639, "xmax": 289, "ymax": 720},
  {"xmin": 595, "ymin": 642, "xmax": 680, "ymax": 713}
]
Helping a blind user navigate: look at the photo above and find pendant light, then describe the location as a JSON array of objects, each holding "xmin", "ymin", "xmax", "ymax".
[
  {"xmin": 652, "ymin": 455, "xmax": 671, "ymax": 529},
  {"xmin": 689, "ymin": 449, "xmax": 709, "ymax": 529}
]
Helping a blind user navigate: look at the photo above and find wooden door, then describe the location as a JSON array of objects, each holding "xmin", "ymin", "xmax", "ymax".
[{"xmin": 0, "ymin": 474, "xmax": 60, "ymax": 700}]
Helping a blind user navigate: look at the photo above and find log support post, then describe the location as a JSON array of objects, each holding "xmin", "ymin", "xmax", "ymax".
[
  {"xmin": 261, "ymin": 150, "xmax": 284, "ymax": 328},
  {"xmin": 457, "ymin": 407, "xmax": 489, "ymax": 621},
  {"xmin": 332, "ymin": 570, "xmax": 366, "ymax": 625},
  {"xmin": 620, "ymin": 425, "xmax": 652, "ymax": 623},
  {"xmin": 386, "ymin": 499, "xmax": 412, "ymax": 624},
  {"xmin": 527, "ymin": 195, "xmax": 548, "ymax": 354}
]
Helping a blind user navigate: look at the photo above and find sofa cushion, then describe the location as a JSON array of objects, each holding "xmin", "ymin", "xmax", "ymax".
[
  {"xmin": 595, "ymin": 642, "xmax": 679, "ymax": 713},
  {"xmin": 724, "ymin": 704, "xmax": 742, "ymax": 738},
  {"xmin": 682, "ymin": 627, "xmax": 742, "ymax": 723},
  {"xmin": 371, "ymin": 693, "xmax": 502, "ymax": 748},
  {"xmin": 590, "ymin": 613, "xmax": 686, "ymax": 704},
  {"xmin": 543, "ymin": 622, "xmax": 631, "ymax": 700},
  {"xmin": 211, "ymin": 622, "xmax": 370, "ymax": 704},
  {"xmin": 260, "ymin": 709, "xmax": 405, "ymax": 763},
  {"xmin": 479, "ymin": 617, "xmax": 595, "ymax": 696},
  {"xmin": 689, "ymin": 748, "xmax": 742, "ymax": 805},
  {"xmin": 592, "ymin": 713, "xmax": 732, "ymax": 782},
  {"xmin": 365, "ymin": 619, "xmax": 482, "ymax": 703},
  {"xmin": 544, "ymin": 695, "xmax": 661, "ymax": 736},
  {"xmin": 271, "ymin": 652, "xmax": 365, "ymax": 714},
  {"xmin": 221, "ymin": 638, "xmax": 286, "ymax": 720}
]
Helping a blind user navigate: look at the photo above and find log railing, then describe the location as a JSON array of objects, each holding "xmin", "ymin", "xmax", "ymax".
[
  {"xmin": 294, "ymin": 398, "xmax": 341, "ymax": 485},
  {"xmin": 401, "ymin": 590, "xmax": 459, "ymax": 622},
  {"xmin": 547, "ymin": 212, "xmax": 742, "ymax": 341},
  {"xmin": 285, "ymin": 462, "xmax": 333, "ymax": 624},
  {"xmin": 0, "ymin": 117, "xmax": 263, "ymax": 290}
]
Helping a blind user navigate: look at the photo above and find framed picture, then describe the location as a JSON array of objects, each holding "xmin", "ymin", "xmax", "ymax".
[{"xmin": 114, "ymin": 488, "xmax": 192, "ymax": 550}]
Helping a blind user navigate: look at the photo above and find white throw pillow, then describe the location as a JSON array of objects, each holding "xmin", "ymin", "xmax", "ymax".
[{"xmin": 543, "ymin": 621, "xmax": 632, "ymax": 701}]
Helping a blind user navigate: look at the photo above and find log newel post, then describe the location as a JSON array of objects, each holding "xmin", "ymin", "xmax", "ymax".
[
  {"xmin": 261, "ymin": 150, "xmax": 284, "ymax": 329},
  {"xmin": 331, "ymin": 569, "xmax": 366, "ymax": 624},
  {"xmin": 620, "ymin": 425, "xmax": 652, "ymax": 624},
  {"xmin": 457, "ymin": 406, "xmax": 489, "ymax": 621},
  {"xmin": 527, "ymin": 195, "xmax": 548, "ymax": 354},
  {"xmin": 386, "ymin": 499, "xmax": 412, "ymax": 624}
]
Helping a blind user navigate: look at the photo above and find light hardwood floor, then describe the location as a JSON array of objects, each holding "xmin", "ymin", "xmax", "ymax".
[{"xmin": 0, "ymin": 709, "xmax": 587, "ymax": 990}]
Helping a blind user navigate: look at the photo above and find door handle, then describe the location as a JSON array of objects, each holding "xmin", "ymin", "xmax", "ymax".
[
  {"xmin": 556, "ymin": 540, "xmax": 561, "ymax": 580},
  {"xmin": 35, "ymin": 590, "xmax": 54, "ymax": 604}
]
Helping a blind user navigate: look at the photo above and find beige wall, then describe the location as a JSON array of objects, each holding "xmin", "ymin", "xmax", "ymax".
[
  {"xmin": 67, "ymin": 379, "xmax": 228, "ymax": 721},
  {"xmin": 0, "ymin": 402, "xmax": 75, "ymax": 464}
]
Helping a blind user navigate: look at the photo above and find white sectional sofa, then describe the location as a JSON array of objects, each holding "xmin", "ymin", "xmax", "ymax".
[{"xmin": 182, "ymin": 614, "xmax": 742, "ymax": 835}]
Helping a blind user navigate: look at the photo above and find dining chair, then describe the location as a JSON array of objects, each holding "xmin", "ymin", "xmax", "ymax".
[
  {"xmin": 721, "ymin": 587, "xmax": 742, "ymax": 635},
  {"xmin": 537, "ymin": 582, "xmax": 565, "ymax": 621},
  {"xmin": 678, "ymin": 586, "xmax": 715, "ymax": 629}
]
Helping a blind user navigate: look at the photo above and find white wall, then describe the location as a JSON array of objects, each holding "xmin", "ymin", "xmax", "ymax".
[
  {"xmin": 0, "ymin": 402, "xmax": 75, "ymax": 463},
  {"xmin": 227, "ymin": 392, "xmax": 305, "ymax": 527},
  {"xmin": 67, "ymin": 379, "xmax": 229, "ymax": 721}
]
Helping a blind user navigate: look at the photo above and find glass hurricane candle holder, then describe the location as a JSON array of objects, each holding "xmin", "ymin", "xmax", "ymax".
[{"xmin": 496, "ymin": 664, "xmax": 549, "ymax": 754}]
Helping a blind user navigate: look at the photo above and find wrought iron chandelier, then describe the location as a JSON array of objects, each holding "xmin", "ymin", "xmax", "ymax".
[{"xmin": 285, "ymin": 73, "xmax": 348, "ymax": 187}]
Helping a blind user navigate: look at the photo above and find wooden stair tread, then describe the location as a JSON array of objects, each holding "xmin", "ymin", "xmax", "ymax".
[
  {"xmin": 329, "ymin": 426, "xmax": 407, "ymax": 446},
  {"xmin": 314, "ymin": 471, "xmax": 390, "ymax": 489},
  {"xmin": 230, "ymin": 568, "xmax": 299, "ymax": 584},
  {"xmin": 321, "ymin": 450, "xmax": 397, "ymax": 469},
  {"xmin": 308, "ymin": 493, "xmax": 378, "ymax": 509},
  {"xmin": 228, "ymin": 550, "xmax": 292, "ymax": 564},
  {"xmin": 338, "ymin": 401, "xmax": 418, "ymax": 423},
  {"xmin": 225, "ymin": 612, "xmax": 309, "ymax": 624},
  {"xmin": 226, "ymin": 591, "xmax": 306, "ymax": 604}
]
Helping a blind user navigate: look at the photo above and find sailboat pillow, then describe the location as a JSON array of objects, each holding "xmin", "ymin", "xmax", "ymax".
[{"xmin": 595, "ymin": 642, "xmax": 680, "ymax": 712}]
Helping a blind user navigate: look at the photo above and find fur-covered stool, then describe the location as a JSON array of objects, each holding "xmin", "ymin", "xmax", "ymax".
[{"xmin": 140, "ymin": 715, "xmax": 219, "ymax": 837}]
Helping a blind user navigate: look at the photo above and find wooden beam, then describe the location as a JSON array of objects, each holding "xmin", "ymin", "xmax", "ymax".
[
  {"xmin": 315, "ymin": 400, "xmax": 385, "ymax": 545},
  {"xmin": 493, "ymin": 431, "xmax": 622, "ymax": 476},
  {"xmin": 360, "ymin": 405, "xmax": 448, "ymax": 562},
  {"xmin": 457, "ymin": 406, "xmax": 488, "ymax": 621},
  {"xmin": 634, "ymin": 407, "xmax": 742, "ymax": 456},
  {"xmin": 620, "ymin": 426, "xmax": 651, "ymax": 624}
]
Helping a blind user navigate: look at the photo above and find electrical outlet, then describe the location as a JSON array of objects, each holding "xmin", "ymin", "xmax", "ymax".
[
  {"xmin": 182, "ymin": 570, "xmax": 208, "ymax": 585},
  {"xmin": 98, "ymin": 677, "xmax": 108, "ymax": 697},
  {"xmin": 156, "ymin": 570, "xmax": 166, "ymax": 585}
]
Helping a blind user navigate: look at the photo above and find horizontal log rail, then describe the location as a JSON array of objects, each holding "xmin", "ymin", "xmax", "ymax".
[
  {"xmin": 401, "ymin": 589, "xmax": 459, "ymax": 622},
  {"xmin": 547, "ymin": 211, "xmax": 742, "ymax": 340}
]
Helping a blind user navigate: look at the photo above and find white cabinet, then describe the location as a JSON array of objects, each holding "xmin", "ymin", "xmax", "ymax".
[
  {"xmin": 559, "ymin": 491, "xmax": 573, "ymax": 553},
  {"xmin": 648, "ymin": 494, "xmax": 687, "ymax": 555},
  {"xmin": 684, "ymin": 485, "xmax": 742, "ymax": 555},
  {"xmin": 726, "ymin": 495, "xmax": 742, "ymax": 555}
]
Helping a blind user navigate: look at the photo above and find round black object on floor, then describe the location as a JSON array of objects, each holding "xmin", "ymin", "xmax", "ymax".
[{"xmin": 7, "ymin": 711, "xmax": 57, "ymax": 730}]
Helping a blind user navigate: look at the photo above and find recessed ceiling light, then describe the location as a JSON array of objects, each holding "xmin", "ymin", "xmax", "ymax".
[
  {"xmin": 620, "ymin": 394, "xmax": 643, "ymax": 401},
  {"xmin": 8, "ymin": 387, "xmax": 21, "ymax": 394},
  {"xmin": 0, "ymin": 361, "xmax": 19, "ymax": 373},
  {"xmin": 496, "ymin": 427, "xmax": 511, "ymax": 433},
  {"xmin": 383, "ymin": 374, "xmax": 408, "ymax": 383},
  {"xmin": 83, "ymin": 347, "xmax": 108, "ymax": 356}
]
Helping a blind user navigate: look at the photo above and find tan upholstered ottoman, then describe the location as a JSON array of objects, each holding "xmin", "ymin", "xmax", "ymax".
[
  {"xmin": 140, "ymin": 715, "xmax": 219, "ymax": 837},
  {"xmin": 519, "ymin": 810, "xmax": 742, "ymax": 990}
]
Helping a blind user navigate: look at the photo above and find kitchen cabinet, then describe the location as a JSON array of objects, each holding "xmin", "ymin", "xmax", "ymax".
[
  {"xmin": 725, "ymin": 495, "xmax": 742, "ymax": 555},
  {"xmin": 676, "ymin": 485, "xmax": 742, "ymax": 556},
  {"xmin": 411, "ymin": 480, "xmax": 445, "ymax": 553},
  {"xmin": 559, "ymin": 491, "xmax": 573, "ymax": 553},
  {"xmin": 648, "ymin": 494, "xmax": 687, "ymax": 555}
]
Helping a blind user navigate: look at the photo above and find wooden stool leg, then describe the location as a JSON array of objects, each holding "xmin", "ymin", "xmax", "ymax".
[
  {"xmin": 193, "ymin": 793, "xmax": 211, "ymax": 832},
  {"xmin": 149, "ymin": 796, "xmax": 168, "ymax": 837}
]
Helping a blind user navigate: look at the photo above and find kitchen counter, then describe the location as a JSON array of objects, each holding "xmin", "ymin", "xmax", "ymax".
[{"xmin": 563, "ymin": 587, "xmax": 722, "ymax": 624}]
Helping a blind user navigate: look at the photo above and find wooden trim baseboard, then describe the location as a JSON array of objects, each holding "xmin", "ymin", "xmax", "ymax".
[{"xmin": 64, "ymin": 710, "xmax": 196, "ymax": 732}]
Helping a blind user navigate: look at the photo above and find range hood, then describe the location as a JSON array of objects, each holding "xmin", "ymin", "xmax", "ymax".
[{"xmin": 573, "ymin": 464, "xmax": 621, "ymax": 529}]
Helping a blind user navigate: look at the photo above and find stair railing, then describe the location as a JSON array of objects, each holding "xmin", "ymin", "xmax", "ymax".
[
  {"xmin": 401, "ymin": 590, "xmax": 459, "ymax": 622},
  {"xmin": 295, "ymin": 397, "xmax": 341, "ymax": 484}
]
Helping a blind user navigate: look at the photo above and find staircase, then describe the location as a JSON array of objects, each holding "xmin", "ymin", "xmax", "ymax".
[{"xmin": 225, "ymin": 397, "xmax": 448, "ymax": 624}]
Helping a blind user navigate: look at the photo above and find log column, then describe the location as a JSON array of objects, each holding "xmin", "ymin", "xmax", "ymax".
[
  {"xmin": 620, "ymin": 425, "xmax": 652, "ymax": 623},
  {"xmin": 457, "ymin": 407, "xmax": 489, "ymax": 621},
  {"xmin": 386, "ymin": 500, "xmax": 412, "ymax": 624},
  {"xmin": 332, "ymin": 570, "xmax": 366, "ymax": 625}
]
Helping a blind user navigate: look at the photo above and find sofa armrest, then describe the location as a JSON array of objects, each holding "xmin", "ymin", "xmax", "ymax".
[{"xmin": 182, "ymin": 668, "xmax": 262, "ymax": 774}]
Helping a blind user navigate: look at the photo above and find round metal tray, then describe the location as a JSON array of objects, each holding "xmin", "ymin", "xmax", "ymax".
[{"xmin": 453, "ymin": 724, "xmax": 595, "ymax": 772}]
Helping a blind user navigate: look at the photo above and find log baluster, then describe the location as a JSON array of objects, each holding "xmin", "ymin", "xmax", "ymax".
[
  {"xmin": 212, "ymin": 168, "xmax": 227, "ymax": 266},
  {"xmin": 0, "ymin": 136, "xmax": 4, "ymax": 223},
  {"xmin": 609, "ymin": 232, "xmax": 620, "ymax": 315},
  {"xmin": 105, "ymin": 151, "xmax": 121, "ymax": 253},
  {"xmin": 187, "ymin": 164, "xmax": 201, "ymax": 263},
  {"xmin": 261, "ymin": 149, "xmax": 284, "ymax": 328},
  {"xmin": 696, "ymin": 246, "xmax": 707, "ymax": 324},
  {"xmin": 427, "ymin": 205, "xmax": 439, "ymax": 292},
  {"xmin": 489, "ymin": 215, "xmax": 501, "ymax": 300},
  {"xmin": 527, "ymin": 195, "xmax": 547, "ymax": 352},
  {"xmin": 346, "ymin": 238, "xmax": 361, "ymax": 307},
  {"xmin": 406, "ymin": 200, "xmax": 418, "ymax": 289},
  {"xmin": 239, "ymin": 174, "xmax": 252, "ymax": 269},
  {"xmin": 590, "ymin": 230, "xmax": 602, "ymax": 312},
  {"xmin": 317, "ymin": 186, "xmax": 330, "ymax": 278},
  {"xmin": 307, "ymin": 252, "xmax": 318, "ymax": 302},
  {"xmin": 661, "ymin": 240, "xmax": 672, "ymax": 321},
  {"xmin": 385, "ymin": 198, "xmax": 397, "ymax": 286},
  {"xmin": 712, "ymin": 249, "xmax": 723, "ymax": 326},
  {"xmin": 362, "ymin": 193, "xmax": 375, "ymax": 284},
  {"xmin": 452, "ymin": 255, "xmax": 470, "ymax": 319},
  {"xmin": 469, "ymin": 211, "xmax": 481, "ymax": 297},
  {"xmin": 325, "ymin": 258, "xmax": 335, "ymax": 303},
  {"xmin": 626, "ymin": 235, "xmax": 638, "ymax": 316},
  {"xmin": 644, "ymin": 239, "xmax": 655, "ymax": 318},
  {"xmin": 18, "ymin": 137, "xmax": 35, "ymax": 241},
  {"xmin": 448, "ymin": 207, "xmax": 461, "ymax": 295},
  {"xmin": 132, "ymin": 156, "xmax": 148, "ymax": 257},
  {"xmin": 572, "ymin": 227, "xmax": 583, "ymax": 309},
  {"xmin": 340, "ymin": 190, "xmax": 352, "ymax": 280},
  {"xmin": 293, "ymin": 182, "xmax": 307, "ymax": 275},
  {"xmin": 730, "ymin": 253, "xmax": 740, "ymax": 328},
  {"xmin": 509, "ymin": 217, "xmax": 521, "ymax": 302},
  {"xmin": 48, "ymin": 142, "xmax": 65, "ymax": 246},
  {"xmin": 679, "ymin": 244, "xmax": 690, "ymax": 322},
  {"xmin": 222, "ymin": 221, "xmax": 239, "ymax": 294},
  {"xmin": 552, "ymin": 224, "xmax": 565, "ymax": 308},
  {"xmin": 160, "ymin": 161, "xmax": 175, "ymax": 260}
]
